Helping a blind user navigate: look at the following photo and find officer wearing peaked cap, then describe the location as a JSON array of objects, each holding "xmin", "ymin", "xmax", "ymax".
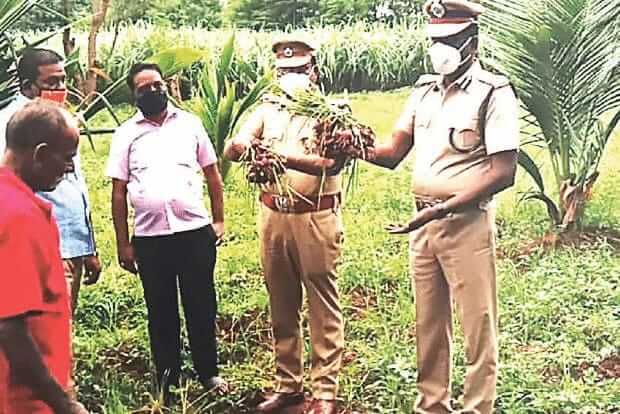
[
  {"xmin": 368, "ymin": 1, "xmax": 519, "ymax": 412},
  {"xmin": 224, "ymin": 38, "xmax": 346, "ymax": 414}
]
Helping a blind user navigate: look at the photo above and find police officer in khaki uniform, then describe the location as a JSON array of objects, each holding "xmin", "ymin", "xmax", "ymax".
[
  {"xmin": 370, "ymin": 1, "xmax": 519, "ymax": 413},
  {"xmin": 224, "ymin": 38, "xmax": 345, "ymax": 414}
]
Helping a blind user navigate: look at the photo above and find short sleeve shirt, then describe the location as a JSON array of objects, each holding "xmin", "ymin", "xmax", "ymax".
[
  {"xmin": 105, "ymin": 106, "xmax": 218, "ymax": 237},
  {"xmin": 0, "ymin": 94, "xmax": 96, "ymax": 259},
  {"xmin": 0, "ymin": 168, "xmax": 71, "ymax": 414},
  {"xmin": 234, "ymin": 96, "xmax": 342, "ymax": 197},
  {"xmin": 395, "ymin": 62, "xmax": 520, "ymax": 198}
]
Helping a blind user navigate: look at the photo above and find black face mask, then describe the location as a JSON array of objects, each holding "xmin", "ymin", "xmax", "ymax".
[{"xmin": 136, "ymin": 89, "xmax": 168, "ymax": 117}]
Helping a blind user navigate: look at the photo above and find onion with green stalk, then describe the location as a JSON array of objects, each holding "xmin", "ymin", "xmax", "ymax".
[
  {"xmin": 239, "ymin": 138, "xmax": 316, "ymax": 204},
  {"xmin": 239, "ymin": 139, "xmax": 287, "ymax": 186},
  {"xmin": 284, "ymin": 86, "xmax": 376, "ymax": 194}
]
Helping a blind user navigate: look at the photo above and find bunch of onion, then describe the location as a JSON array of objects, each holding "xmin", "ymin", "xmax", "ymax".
[
  {"xmin": 284, "ymin": 87, "xmax": 376, "ymax": 195},
  {"xmin": 287, "ymin": 87, "xmax": 376, "ymax": 161},
  {"xmin": 239, "ymin": 139, "xmax": 286, "ymax": 187}
]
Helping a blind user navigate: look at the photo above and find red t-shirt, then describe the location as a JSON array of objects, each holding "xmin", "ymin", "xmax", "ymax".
[{"xmin": 0, "ymin": 168, "xmax": 71, "ymax": 414}]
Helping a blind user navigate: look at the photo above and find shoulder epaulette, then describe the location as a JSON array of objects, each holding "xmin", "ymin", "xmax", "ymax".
[
  {"xmin": 261, "ymin": 93, "xmax": 289, "ymax": 110},
  {"xmin": 478, "ymin": 70, "xmax": 511, "ymax": 89},
  {"xmin": 261, "ymin": 93, "xmax": 282, "ymax": 105},
  {"xmin": 415, "ymin": 74, "xmax": 439, "ymax": 87}
]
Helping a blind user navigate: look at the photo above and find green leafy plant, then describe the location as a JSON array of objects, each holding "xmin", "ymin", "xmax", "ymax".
[
  {"xmin": 0, "ymin": 0, "xmax": 39, "ymax": 109},
  {"xmin": 224, "ymin": 0, "xmax": 320, "ymax": 30},
  {"xmin": 184, "ymin": 33, "xmax": 274, "ymax": 180},
  {"xmin": 66, "ymin": 22, "xmax": 427, "ymax": 96},
  {"xmin": 483, "ymin": 0, "xmax": 620, "ymax": 230}
]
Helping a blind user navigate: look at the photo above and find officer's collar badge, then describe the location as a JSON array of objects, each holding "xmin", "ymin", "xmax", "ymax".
[{"xmin": 430, "ymin": 0, "xmax": 446, "ymax": 18}]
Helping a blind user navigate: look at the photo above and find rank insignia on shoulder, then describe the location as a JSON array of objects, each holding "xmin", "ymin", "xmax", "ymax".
[
  {"xmin": 430, "ymin": 0, "xmax": 446, "ymax": 18},
  {"xmin": 262, "ymin": 94, "xmax": 280, "ymax": 104},
  {"xmin": 415, "ymin": 74, "xmax": 439, "ymax": 86},
  {"xmin": 262, "ymin": 94, "xmax": 289, "ymax": 110},
  {"xmin": 478, "ymin": 70, "xmax": 511, "ymax": 89}
]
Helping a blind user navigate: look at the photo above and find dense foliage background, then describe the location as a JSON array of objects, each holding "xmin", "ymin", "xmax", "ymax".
[
  {"xmin": 1, "ymin": 0, "xmax": 619, "ymax": 412},
  {"xmin": 12, "ymin": 0, "xmax": 423, "ymax": 31}
]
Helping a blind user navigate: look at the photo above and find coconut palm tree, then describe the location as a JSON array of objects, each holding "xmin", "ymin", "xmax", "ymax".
[
  {"xmin": 482, "ymin": 0, "xmax": 620, "ymax": 230},
  {"xmin": 185, "ymin": 34, "xmax": 274, "ymax": 180},
  {"xmin": 0, "ymin": 0, "xmax": 39, "ymax": 109}
]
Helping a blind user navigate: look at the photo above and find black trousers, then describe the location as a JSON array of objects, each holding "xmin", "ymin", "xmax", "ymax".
[{"xmin": 133, "ymin": 225, "xmax": 219, "ymax": 389}]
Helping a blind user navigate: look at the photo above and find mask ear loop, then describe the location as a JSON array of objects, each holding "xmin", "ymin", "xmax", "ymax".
[{"xmin": 457, "ymin": 35, "xmax": 477, "ymax": 65}]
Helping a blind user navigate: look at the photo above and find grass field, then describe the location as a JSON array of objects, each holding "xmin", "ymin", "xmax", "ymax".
[{"xmin": 74, "ymin": 89, "xmax": 620, "ymax": 413}]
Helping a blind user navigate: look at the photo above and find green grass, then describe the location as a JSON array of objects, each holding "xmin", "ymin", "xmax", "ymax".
[{"xmin": 74, "ymin": 90, "xmax": 620, "ymax": 413}]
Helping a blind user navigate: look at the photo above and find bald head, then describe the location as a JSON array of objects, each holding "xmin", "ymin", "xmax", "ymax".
[
  {"xmin": 6, "ymin": 100, "xmax": 76, "ymax": 152},
  {"xmin": 3, "ymin": 100, "xmax": 79, "ymax": 192}
]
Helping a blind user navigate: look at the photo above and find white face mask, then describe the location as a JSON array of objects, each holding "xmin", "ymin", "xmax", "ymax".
[
  {"xmin": 278, "ymin": 73, "xmax": 312, "ymax": 97},
  {"xmin": 428, "ymin": 37, "xmax": 474, "ymax": 75}
]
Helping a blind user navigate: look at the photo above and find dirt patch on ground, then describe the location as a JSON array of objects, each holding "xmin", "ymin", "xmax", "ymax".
[
  {"xmin": 498, "ymin": 227, "xmax": 620, "ymax": 263},
  {"xmin": 244, "ymin": 393, "xmax": 366, "ymax": 414},
  {"xmin": 347, "ymin": 287, "xmax": 377, "ymax": 320},
  {"xmin": 342, "ymin": 350, "xmax": 357, "ymax": 366},
  {"xmin": 576, "ymin": 354, "xmax": 620, "ymax": 380},
  {"xmin": 99, "ymin": 340, "xmax": 151, "ymax": 380},
  {"xmin": 543, "ymin": 353, "xmax": 620, "ymax": 384},
  {"xmin": 217, "ymin": 309, "xmax": 271, "ymax": 345},
  {"xmin": 186, "ymin": 390, "xmax": 369, "ymax": 414}
]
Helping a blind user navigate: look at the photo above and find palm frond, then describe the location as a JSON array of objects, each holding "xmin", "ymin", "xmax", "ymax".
[
  {"xmin": 482, "ymin": 0, "xmax": 620, "ymax": 226},
  {"xmin": 184, "ymin": 32, "xmax": 273, "ymax": 181}
]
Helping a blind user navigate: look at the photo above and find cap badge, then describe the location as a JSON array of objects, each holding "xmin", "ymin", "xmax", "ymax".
[
  {"xmin": 430, "ymin": 0, "xmax": 446, "ymax": 18},
  {"xmin": 283, "ymin": 47, "xmax": 294, "ymax": 58}
]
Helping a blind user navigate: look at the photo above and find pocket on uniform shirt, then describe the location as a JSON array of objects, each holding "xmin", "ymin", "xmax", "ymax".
[
  {"xmin": 414, "ymin": 109, "xmax": 433, "ymax": 129},
  {"xmin": 449, "ymin": 118, "xmax": 482, "ymax": 152}
]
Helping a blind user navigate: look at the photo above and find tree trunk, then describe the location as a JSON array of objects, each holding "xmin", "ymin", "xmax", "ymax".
[
  {"xmin": 61, "ymin": 0, "xmax": 74, "ymax": 57},
  {"xmin": 559, "ymin": 172, "xmax": 599, "ymax": 230},
  {"xmin": 62, "ymin": 0, "xmax": 84, "ymax": 93},
  {"xmin": 85, "ymin": 0, "xmax": 111, "ymax": 98},
  {"xmin": 167, "ymin": 74, "xmax": 183, "ymax": 102}
]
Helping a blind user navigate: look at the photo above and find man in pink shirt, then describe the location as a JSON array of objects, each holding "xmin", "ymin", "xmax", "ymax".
[{"xmin": 106, "ymin": 63, "xmax": 226, "ymax": 401}]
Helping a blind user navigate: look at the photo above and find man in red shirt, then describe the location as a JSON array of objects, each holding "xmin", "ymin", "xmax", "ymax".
[{"xmin": 0, "ymin": 100, "xmax": 79, "ymax": 414}]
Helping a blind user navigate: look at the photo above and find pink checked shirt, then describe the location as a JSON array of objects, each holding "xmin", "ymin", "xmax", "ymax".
[{"xmin": 106, "ymin": 106, "xmax": 217, "ymax": 237}]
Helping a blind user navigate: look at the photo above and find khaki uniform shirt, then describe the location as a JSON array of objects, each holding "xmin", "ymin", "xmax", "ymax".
[
  {"xmin": 235, "ymin": 95, "xmax": 341, "ymax": 197},
  {"xmin": 395, "ymin": 62, "xmax": 519, "ymax": 199}
]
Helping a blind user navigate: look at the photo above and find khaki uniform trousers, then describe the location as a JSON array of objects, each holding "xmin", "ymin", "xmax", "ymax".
[
  {"xmin": 63, "ymin": 257, "xmax": 84, "ymax": 399},
  {"xmin": 63, "ymin": 257, "xmax": 84, "ymax": 316},
  {"xmin": 259, "ymin": 204, "xmax": 345, "ymax": 400},
  {"xmin": 411, "ymin": 206, "xmax": 498, "ymax": 414}
]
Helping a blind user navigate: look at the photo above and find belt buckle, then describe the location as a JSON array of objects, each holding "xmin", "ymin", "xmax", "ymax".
[{"xmin": 274, "ymin": 195, "xmax": 292, "ymax": 213}]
